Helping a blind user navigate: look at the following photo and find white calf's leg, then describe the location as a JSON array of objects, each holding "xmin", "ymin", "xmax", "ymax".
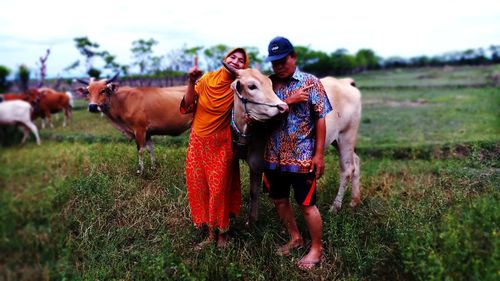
[
  {"xmin": 20, "ymin": 125, "xmax": 29, "ymax": 145},
  {"xmin": 330, "ymin": 141, "xmax": 355, "ymax": 213},
  {"xmin": 23, "ymin": 121, "xmax": 41, "ymax": 145},
  {"xmin": 349, "ymin": 153, "xmax": 361, "ymax": 208}
]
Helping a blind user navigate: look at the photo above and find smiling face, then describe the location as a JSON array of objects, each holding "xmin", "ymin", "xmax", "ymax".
[{"xmin": 225, "ymin": 50, "xmax": 246, "ymax": 70}]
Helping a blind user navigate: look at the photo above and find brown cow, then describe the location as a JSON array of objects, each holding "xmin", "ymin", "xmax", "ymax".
[
  {"xmin": 24, "ymin": 88, "xmax": 73, "ymax": 128},
  {"xmin": 0, "ymin": 89, "xmax": 39, "ymax": 102},
  {"xmin": 76, "ymin": 75, "xmax": 193, "ymax": 174},
  {"xmin": 226, "ymin": 62, "xmax": 362, "ymax": 224}
]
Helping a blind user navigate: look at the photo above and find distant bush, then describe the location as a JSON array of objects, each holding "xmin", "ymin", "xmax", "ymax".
[{"xmin": 0, "ymin": 65, "xmax": 11, "ymax": 93}]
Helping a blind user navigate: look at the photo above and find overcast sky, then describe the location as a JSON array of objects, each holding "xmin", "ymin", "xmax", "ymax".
[{"xmin": 1, "ymin": 0, "xmax": 499, "ymax": 78}]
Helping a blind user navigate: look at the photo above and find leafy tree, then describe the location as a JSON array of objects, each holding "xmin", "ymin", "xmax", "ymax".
[
  {"xmin": 203, "ymin": 44, "xmax": 230, "ymax": 71},
  {"xmin": 489, "ymin": 45, "xmax": 500, "ymax": 63},
  {"xmin": 74, "ymin": 36, "xmax": 100, "ymax": 72},
  {"xmin": 150, "ymin": 55, "xmax": 165, "ymax": 76},
  {"xmin": 409, "ymin": 56, "xmax": 431, "ymax": 67},
  {"xmin": 330, "ymin": 49, "xmax": 356, "ymax": 75},
  {"xmin": 243, "ymin": 46, "xmax": 263, "ymax": 69},
  {"xmin": 87, "ymin": 68, "xmax": 101, "ymax": 80},
  {"xmin": 355, "ymin": 49, "xmax": 380, "ymax": 71},
  {"xmin": 294, "ymin": 45, "xmax": 317, "ymax": 68},
  {"xmin": 165, "ymin": 45, "xmax": 202, "ymax": 73},
  {"xmin": 382, "ymin": 56, "xmax": 409, "ymax": 68},
  {"xmin": 17, "ymin": 64, "xmax": 30, "ymax": 91},
  {"xmin": 131, "ymin": 38, "xmax": 158, "ymax": 75},
  {"xmin": 63, "ymin": 60, "xmax": 80, "ymax": 73},
  {"xmin": 0, "ymin": 65, "xmax": 11, "ymax": 93},
  {"xmin": 101, "ymin": 51, "xmax": 122, "ymax": 75}
]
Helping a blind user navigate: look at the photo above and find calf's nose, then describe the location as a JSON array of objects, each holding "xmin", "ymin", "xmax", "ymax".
[
  {"xmin": 88, "ymin": 104, "xmax": 99, "ymax": 113},
  {"xmin": 277, "ymin": 103, "xmax": 288, "ymax": 114}
]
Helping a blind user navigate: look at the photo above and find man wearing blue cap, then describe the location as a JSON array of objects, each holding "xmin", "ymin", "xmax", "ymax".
[{"xmin": 262, "ymin": 36, "xmax": 332, "ymax": 270}]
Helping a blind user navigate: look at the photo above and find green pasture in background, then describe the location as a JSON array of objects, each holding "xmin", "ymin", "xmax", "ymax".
[{"xmin": 1, "ymin": 65, "xmax": 499, "ymax": 280}]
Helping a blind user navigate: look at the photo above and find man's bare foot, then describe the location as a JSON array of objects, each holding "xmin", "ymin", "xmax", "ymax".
[
  {"xmin": 276, "ymin": 238, "xmax": 304, "ymax": 256},
  {"xmin": 297, "ymin": 248, "xmax": 321, "ymax": 270},
  {"xmin": 297, "ymin": 259, "xmax": 320, "ymax": 270}
]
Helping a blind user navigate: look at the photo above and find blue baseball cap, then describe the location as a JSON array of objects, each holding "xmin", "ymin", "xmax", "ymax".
[{"xmin": 265, "ymin": 36, "xmax": 294, "ymax": 62}]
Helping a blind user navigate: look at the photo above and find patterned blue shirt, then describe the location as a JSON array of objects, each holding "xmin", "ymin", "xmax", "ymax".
[{"xmin": 264, "ymin": 68, "xmax": 332, "ymax": 173}]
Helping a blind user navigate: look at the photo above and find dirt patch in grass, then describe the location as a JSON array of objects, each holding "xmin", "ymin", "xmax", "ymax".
[{"xmin": 363, "ymin": 98, "xmax": 427, "ymax": 108}]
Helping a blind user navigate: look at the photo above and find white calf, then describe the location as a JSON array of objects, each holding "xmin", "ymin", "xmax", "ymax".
[
  {"xmin": 0, "ymin": 100, "xmax": 41, "ymax": 145},
  {"xmin": 321, "ymin": 77, "xmax": 362, "ymax": 213}
]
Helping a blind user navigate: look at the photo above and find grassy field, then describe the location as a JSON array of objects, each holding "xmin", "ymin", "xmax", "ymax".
[{"xmin": 1, "ymin": 65, "xmax": 499, "ymax": 280}]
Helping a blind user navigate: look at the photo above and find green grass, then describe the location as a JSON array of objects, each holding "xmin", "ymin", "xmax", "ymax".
[
  {"xmin": 353, "ymin": 64, "xmax": 500, "ymax": 88},
  {"xmin": 358, "ymin": 86, "xmax": 500, "ymax": 147},
  {"xmin": 1, "ymin": 142, "xmax": 498, "ymax": 280},
  {"xmin": 1, "ymin": 65, "xmax": 499, "ymax": 280}
]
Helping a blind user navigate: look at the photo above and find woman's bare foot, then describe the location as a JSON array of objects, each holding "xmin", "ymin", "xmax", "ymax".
[
  {"xmin": 217, "ymin": 233, "xmax": 229, "ymax": 249},
  {"xmin": 276, "ymin": 238, "xmax": 304, "ymax": 256},
  {"xmin": 194, "ymin": 231, "xmax": 216, "ymax": 251}
]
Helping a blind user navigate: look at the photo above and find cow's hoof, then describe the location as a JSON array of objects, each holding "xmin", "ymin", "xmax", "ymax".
[
  {"xmin": 329, "ymin": 202, "xmax": 342, "ymax": 214},
  {"xmin": 349, "ymin": 197, "xmax": 361, "ymax": 208}
]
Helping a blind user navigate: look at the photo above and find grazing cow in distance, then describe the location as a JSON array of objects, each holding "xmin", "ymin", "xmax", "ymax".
[
  {"xmin": 76, "ymin": 74, "xmax": 193, "ymax": 174},
  {"xmin": 0, "ymin": 93, "xmax": 27, "ymax": 102},
  {"xmin": 0, "ymin": 89, "xmax": 41, "ymax": 102},
  {"xmin": 24, "ymin": 88, "xmax": 73, "ymax": 128},
  {"xmin": 0, "ymin": 100, "xmax": 41, "ymax": 145},
  {"xmin": 225, "ymin": 62, "xmax": 362, "ymax": 224}
]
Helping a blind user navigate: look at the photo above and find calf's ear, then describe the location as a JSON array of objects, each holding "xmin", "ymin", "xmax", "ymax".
[
  {"xmin": 106, "ymin": 82, "xmax": 120, "ymax": 94},
  {"xmin": 74, "ymin": 87, "xmax": 89, "ymax": 98}
]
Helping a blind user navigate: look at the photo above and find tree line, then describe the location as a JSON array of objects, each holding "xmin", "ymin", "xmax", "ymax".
[{"xmin": 1, "ymin": 36, "xmax": 499, "ymax": 93}]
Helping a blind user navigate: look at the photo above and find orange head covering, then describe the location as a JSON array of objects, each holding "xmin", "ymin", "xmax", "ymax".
[{"xmin": 192, "ymin": 48, "xmax": 250, "ymax": 136}]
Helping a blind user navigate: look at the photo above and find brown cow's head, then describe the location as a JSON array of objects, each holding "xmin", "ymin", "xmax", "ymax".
[
  {"xmin": 75, "ymin": 74, "xmax": 119, "ymax": 113},
  {"xmin": 23, "ymin": 88, "xmax": 43, "ymax": 104}
]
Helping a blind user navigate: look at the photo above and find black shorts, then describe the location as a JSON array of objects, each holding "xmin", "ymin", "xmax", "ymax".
[{"xmin": 262, "ymin": 169, "xmax": 317, "ymax": 206}]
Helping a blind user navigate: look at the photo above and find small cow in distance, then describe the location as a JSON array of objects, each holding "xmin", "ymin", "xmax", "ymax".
[
  {"xmin": 0, "ymin": 100, "xmax": 41, "ymax": 145},
  {"xmin": 76, "ymin": 74, "xmax": 193, "ymax": 174},
  {"xmin": 24, "ymin": 88, "xmax": 73, "ymax": 128}
]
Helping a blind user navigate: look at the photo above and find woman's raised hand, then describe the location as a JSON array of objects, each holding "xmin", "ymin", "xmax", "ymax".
[{"xmin": 188, "ymin": 55, "xmax": 203, "ymax": 84}]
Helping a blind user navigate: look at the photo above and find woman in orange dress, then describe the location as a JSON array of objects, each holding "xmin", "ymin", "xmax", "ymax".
[{"xmin": 180, "ymin": 48, "xmax": 249, "ymax": 249}]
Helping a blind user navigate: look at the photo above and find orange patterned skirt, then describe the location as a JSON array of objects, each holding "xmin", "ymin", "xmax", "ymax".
[{"xmin": 185, "ymin": 126, "xmax": 241, "ymax": 232}]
